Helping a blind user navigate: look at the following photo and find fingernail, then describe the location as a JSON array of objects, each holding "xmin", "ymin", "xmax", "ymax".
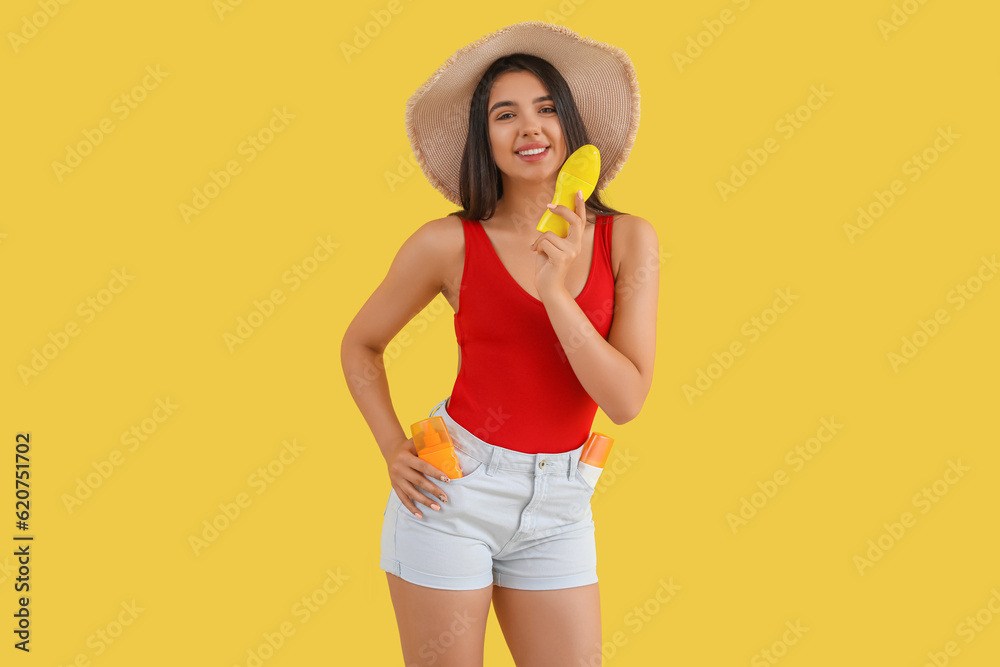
[
  {"xmin": 577, "ymin": 190, "xmax": 583, "ymax": 198},
  {"xmin": 546, "ymin": 203, "xmax": 556, "ymax": 208},
  {"xmin": 414, "ymin": 512, "xmax": 422, "ymax": 519},
  {"xmin": 440, "ymin": 495, "xmax": 448, "ymax": 503},
  {"xmin": 440, "ymin": 475, "xmax": 448, "ymax": 481},
  {"xmin": 431, "ymin": 503, "xmax": 440, "ymax": 511}
]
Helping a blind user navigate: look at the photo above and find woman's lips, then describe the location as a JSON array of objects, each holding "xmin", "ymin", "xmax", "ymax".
[{"xmin": 516, "ymin": 147, "xmax": 549, "ymax": 162}]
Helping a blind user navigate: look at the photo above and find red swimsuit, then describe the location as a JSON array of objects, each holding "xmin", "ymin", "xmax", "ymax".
[{"xmin": 447, "ymin": 215, "xmax": 616, "ymax": 454}]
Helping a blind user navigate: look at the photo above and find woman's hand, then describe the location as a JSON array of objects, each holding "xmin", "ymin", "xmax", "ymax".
[
  {"xmin": 384, "ymin": 436, "xmax": 449, "ymax": 519},
  {"xmin": 530, "ymin": 189, "xmax": 587, "ymax": 301}
]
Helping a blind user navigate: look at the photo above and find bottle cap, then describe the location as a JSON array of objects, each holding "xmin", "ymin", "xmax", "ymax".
[
  {"xmin": 580, "ymin": 432, "xmax": 614, "ymax": 468},
  {"xmin": 411, "ymin": 416, "xmax": 453, "ymax": 453}
]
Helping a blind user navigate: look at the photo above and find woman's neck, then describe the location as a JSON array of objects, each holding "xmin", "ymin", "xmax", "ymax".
[{"xmin": 488, "ymin": 187, "xmax": 595, "ymax": 234}]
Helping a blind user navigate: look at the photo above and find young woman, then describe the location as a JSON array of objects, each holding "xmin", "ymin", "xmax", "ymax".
[{"xmin": 341, "ymin": 21, "xmax": 658, "ymax": 667}]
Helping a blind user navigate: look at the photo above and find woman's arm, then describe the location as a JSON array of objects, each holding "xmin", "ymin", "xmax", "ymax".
[
  {"xmin": 340, "ymin": 216, "xmax": 460, "ymax": 459},
  {"xmin": 536, "ymin": 214, "xmax": 660, "ymax": 424}
]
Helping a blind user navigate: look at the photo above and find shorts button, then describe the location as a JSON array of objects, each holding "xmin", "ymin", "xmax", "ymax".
[{"xmin": 539, "ymin": 460, "xmax": 546, "ymax": 469}]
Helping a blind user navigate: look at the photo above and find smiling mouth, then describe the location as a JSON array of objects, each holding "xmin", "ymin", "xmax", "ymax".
[{"xmin": 515, "ymin": 146, "xmax": 549, "ymax": 156}]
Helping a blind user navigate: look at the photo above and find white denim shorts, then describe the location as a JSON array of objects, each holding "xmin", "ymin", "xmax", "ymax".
[{"xmin": 380, "ymin": 396, "xmax": 598, "ymax": 591}]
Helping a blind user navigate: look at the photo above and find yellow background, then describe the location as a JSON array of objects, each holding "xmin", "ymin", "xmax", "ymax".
[{"xmin": 2, "ymin": 0, "xmax": 998, "ymax": 664}]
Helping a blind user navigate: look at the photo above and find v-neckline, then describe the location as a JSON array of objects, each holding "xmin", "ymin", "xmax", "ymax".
[{"xmin": 470, "ymin": 217, "xmax": 602, "ymax": 306}]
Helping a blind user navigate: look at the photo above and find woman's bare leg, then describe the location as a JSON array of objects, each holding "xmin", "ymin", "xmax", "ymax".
[
  {"xmin": 491, "ymin": 582, "xmax": 602, "ymax": 667},
  {"xmin": 385, "ymin": 572, "xmax": 494, "ymax": 666}
]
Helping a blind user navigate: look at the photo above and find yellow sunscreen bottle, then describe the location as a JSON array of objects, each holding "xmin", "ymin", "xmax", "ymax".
[
  {"xmin": 577, "ymin": 432, "xmax": 614, "ymax": 488},
  {"xmin": 536, "ymin": 144, "xmax": 601, "ymax": 238},
  {"xmin": 411, "ymin": 416, "xmax": 464, "ymax": 479}
]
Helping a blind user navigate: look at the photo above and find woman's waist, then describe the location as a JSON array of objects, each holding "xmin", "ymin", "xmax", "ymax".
[{"xmin": 442, "ymin": 390, "xmax": 595, "ymax": 455}]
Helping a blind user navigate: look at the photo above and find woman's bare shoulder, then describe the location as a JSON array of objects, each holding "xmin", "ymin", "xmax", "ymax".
[
  {"xmin": 421, "ymin": 213, "xmax": 465, "ymax": 231},
  {"xmin": 610, "ymin": 212, "xmax": 653, "ymax": 228},
  {"xmin": 609, "ymin": 214, "xmax": 658, "ymax": 278},
  {"xmin": 396, "ymin": 215, "xmax": 466, "ymax": 287},
  {"xmin": 410, "ymin": 214, "xmax": 465, "ymax": 255}
]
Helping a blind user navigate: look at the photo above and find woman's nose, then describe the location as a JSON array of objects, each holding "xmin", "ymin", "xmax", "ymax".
[{"xmin": 518, "ymin": 118, "xmax": 541, "ymax": 135}]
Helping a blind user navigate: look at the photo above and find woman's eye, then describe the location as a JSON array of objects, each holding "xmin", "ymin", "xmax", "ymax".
[{"xmin": 496, "ymin": 106, "xmax": 556, "ymax": 121}]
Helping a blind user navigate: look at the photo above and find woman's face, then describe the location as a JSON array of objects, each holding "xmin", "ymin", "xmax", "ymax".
[{"xmin": 486, "ymin": 70, "xmax": 567, "ymax": 185}]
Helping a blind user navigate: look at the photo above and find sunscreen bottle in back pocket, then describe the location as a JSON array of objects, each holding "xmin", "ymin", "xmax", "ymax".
[
  {"xmin": 578, "ymin": 432, "xmax": 614, "ymax": 488},
  {"xmin": 411, "ymin": 416, "xmax": 464, "ymax": 479}
]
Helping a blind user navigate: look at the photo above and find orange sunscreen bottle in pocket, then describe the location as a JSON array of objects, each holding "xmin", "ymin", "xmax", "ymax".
[
  {"xmin": 411, "ymin": 416, "xmax": 464, "ymax": 479},
  {"xmin": 577, "ymin": 432, "xmax": 614, "ymax": 488}
]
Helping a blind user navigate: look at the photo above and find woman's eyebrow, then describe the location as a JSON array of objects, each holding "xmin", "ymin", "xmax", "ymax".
[{"xmin": 488, "ymin": 95, "xmax": 553, "ymax": 115}]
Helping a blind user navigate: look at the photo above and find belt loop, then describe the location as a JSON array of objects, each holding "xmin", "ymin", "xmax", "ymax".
[
  {"xmin": 429, "ymin": 397, "xmax": 445, "ymax": 418},
  {"xmin": 486, "ymin": 448, "xmax": 501, "ymax": 477},
  {"xmin": 568, "ymin": 443, "xmax": 583, "ymax": 480}
]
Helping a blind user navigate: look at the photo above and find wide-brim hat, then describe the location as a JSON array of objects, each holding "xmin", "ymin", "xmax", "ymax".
[{"xmin": 405, "ymin": 21, "xmax": 641, "ymax": 207}]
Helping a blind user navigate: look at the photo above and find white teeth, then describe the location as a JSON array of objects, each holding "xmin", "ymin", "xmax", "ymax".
[{"xmin": 517, "ymin": 147, "xmax": 547, "ymax": 155}]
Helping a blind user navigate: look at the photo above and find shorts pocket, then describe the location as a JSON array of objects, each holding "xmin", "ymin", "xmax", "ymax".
[
  {"xmin": 573, "ymin": 466, "xmax": 597, "ymax": 495},
  {"xmin": 439, "ymin": 446, "xmax": 487, "ymax": 485}
]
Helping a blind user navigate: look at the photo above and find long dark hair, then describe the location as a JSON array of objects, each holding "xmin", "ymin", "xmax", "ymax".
[{"xmin": 448, "ymin": 53, "xmax": 625, "ymax": 225}]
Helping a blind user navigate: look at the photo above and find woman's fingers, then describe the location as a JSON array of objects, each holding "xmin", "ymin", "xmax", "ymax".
[
  {"xmin": 396, "ymin": 484, "xmax": 430, "ymax": 518},
  {"xmin": 397, "ymin": 484, "xmax": 437, "ymax": 518},
  {"xmin": 572, "ymin": 190, "xmax": 586, "ymax": 238},
  {"xmin": 404, "ymin": 473, "xmax": 449, "ymax": 518},
  {"xmin": 532, "ymin": 233, "xmax": 559, "ymax": 255},
  {"xmin": 388, "ymin": 448, "xmax": 449, "ymax": 518},
  {"xmin": 543, "ymin": 204, "xmax": 575, "ymax": 231},
  {"xmin": 542, "ymin": 190, "xmax": 585, "ymax": 242}
]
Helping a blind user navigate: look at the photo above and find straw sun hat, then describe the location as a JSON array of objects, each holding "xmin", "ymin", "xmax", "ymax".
[{"xmin": 404, "ymin": 21, "xmax": 641, "ymax": 207}]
